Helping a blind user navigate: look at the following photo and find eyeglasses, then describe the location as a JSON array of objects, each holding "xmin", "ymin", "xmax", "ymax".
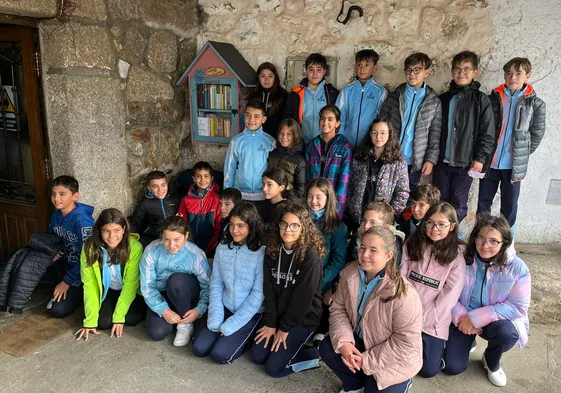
[
  {"xmin": 452, "ymin": 67, "xmax": 475, "ymax": 75},
  {"xmin": 425, "ymin": 220, "xmax": 452, "ymax": 230},
  {"xmin": 279, "ymin": 221, "xmax": 301, "ymax": 232},
  {"xmin": 369, "ymin": 130, "xmax": 388, "ymax": 137},
  {"xmin": 474, "ymin": 236, "xmax": 503, "ymax": 248},
  {"xmin": 359, "ymin": 218, "xmax": 383, "ymax": 227},
  {"xmin": 404, "ymin": 67, "xmax": 425, "ymax": 75}
]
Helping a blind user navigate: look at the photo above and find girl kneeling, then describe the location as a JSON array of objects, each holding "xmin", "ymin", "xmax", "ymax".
[
  {"xmin": 320, "ymin": 226, "xmax": 423, "ymax": 393},
  {"xmin": 75, "ymin": 208, "xmax": 146, "ymax": 341},
  {"xmin": 140, "ymin": 216, "xmax": 211, "ymax": 346},
  {"xmin": 442, "ymin": 214, "xmax": 531, "ymax": 387},
  {"xmin": 252, "ymin": 203, "xmax": 325, "ymax": 377},
  {"xmin": 192, "ymin": 202, "xmax": 265, "ymax": 364}
]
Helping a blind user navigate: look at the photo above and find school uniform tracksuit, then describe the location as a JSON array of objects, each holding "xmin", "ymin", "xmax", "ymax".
[{"xmin": 192, "ymin": 243, "xmax": 265, "ymax": 364}]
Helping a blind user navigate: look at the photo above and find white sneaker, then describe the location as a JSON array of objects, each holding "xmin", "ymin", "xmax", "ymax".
[
  {"xmin": 338, "ymin": 388, "xmax": 364, "ymax": 393},
  {"xmin": 46, "ymin": 298, "xmax": 54, "ymax": 310},
  {"xmin": 173, "ymin": 323, "xmax": 194, "ymax": 347},
  {"xmin": 470, "ymin": 343, "xmax": 477, "ymax": 353},
  {"xmin": 482, "ymin": 354, "xmax": 507, "ymax": 387}
]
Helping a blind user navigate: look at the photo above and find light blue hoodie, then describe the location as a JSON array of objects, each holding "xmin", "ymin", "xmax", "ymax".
[
  {"xmin": 400, "ymin": 83, "xmax": 426, "ymax": 165},
  {"xmin": 223, "ymin": 127, "xmax": 276, "ymax": 201},
  {"xmin": 336, "ymin": 78, "xmax": 387, "ymax": 149},
  {"xmin": 207, "ymin": 243, "xmax": 265, "ymax": 336},
  {"xmin": 140, "ymin": 239, "xmax": 211, "ymax": 317},
  {"xmin": 302, "ymin": 80, "xmax": 328, "ymax": 144}
]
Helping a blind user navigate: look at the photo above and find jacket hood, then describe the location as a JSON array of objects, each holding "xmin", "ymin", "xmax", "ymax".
[
  {"xmin": 188, "ymin": 181, "xmax": 219, "ymax": 197},
  {"xmin": 65, "ymin": 202, "xmax": 94, "ymax": 221},
  {"xmin": 277, "ymin": 142, "xmax": 304, "ymax": 155},
  {"xmin": 493, "ymin": 83, "xmax": 535, "ymax": 98},
  {"xmin": 397, "ymin": 82, "xmax": 437, "ymax": 97},
  {"xmin": 449, "ymin": 80, "xmax": 481, "ymax": 93},
  {"xmin": 294, "ymin": 78, "xmax": 331, "ymax": 92}
]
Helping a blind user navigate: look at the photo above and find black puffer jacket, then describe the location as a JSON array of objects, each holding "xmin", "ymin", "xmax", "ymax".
[
  {"xmin": 129, "ymin": 190, "xmax": 180, "ymax": 236},
  {"xmin": 0, "ymin": 233, "xmax": 64, "ymax": 313},
  {"xmin": 438, "ymin": 80, "xmax": 495, "ymax": 170},
  {"xmin": 268, "ymin": 143, "xmax": 307, "ymax": 198}
]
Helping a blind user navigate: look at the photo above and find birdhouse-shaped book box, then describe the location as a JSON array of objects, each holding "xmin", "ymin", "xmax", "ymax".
[{"xmin": 177, "ymin": 41, "xmax": 257, "ymax": 144}]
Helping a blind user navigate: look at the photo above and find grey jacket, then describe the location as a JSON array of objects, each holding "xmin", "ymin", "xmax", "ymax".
[
  {"xmin": 489, "ymin": 84, "xmax": 546, "ymax": 181},
  {"xmin": 379, "ymin": 83, "xmax": 442, "ymax": 171}
]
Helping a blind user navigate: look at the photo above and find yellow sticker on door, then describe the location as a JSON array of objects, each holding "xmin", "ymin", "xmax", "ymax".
[{"xmin": 2, "ymin": 88, "xmax": 15, "ymax": 113}]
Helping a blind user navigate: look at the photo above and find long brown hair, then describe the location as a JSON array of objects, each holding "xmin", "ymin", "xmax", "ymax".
[
  {"xmin": 406, "ymin": 202, "xmax": 461, "ymax": 266},
  {"xmin": 465, "ymin": 213, "xmax": 513, "ymax": 269},
  {"xmin": 266, "ymin": 202, "xmax": 326, "ymax": 263},
  {"xmin": 253, "ymin": 62, "xmax": 285, "ymax": 114},
  {"xmin": 361, "ymin": 226, "xmax": 407, "ymax": 302},
  {"xmin": 277, "ymin": 118, "xmax": 303, "ymax": 148},
  {"xmin": 84, "ymin": 208, "xmax": 130, "ymax": 267},
  {"xmin": 355, "ymin": 118, "xmax": 403, "ymax": 163},
  {"xmin": 306, "ymin": 178, "xmax": 341, "ymax": 234}
]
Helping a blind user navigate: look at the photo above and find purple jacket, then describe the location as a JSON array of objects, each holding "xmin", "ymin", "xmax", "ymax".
[{"xmin": 451, "ymin": 250, "xmax": 531, "ymax": 348}]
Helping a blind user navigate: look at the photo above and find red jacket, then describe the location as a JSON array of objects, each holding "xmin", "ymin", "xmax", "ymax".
[{"xmin": 178, "ymin": 182, "xmax": 221, "ymax": 256}]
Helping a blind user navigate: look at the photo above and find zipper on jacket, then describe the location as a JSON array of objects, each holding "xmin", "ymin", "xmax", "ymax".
[
  {"xmin": 233, "ymin": 248, "xmax": 238, "ymax": 308},
  {"xmin": 400, "ymin": 90, "xmax": 417, "ymax": 145},
  {"xmin": 425, "ymin": 248, "xmax": 433, "ymax": 274},
  {"xmin": 160, "ymin": 199, "xmax": 167, "ymax": 219},
  {"xmin": 355, "ymin": 87, "xmax": 365, "ymax": 148},
  {"xmin": 480, "ymin": 263, "xmax": 489, "ymax": 307},
  {"xmin": 497, "ymin": 95, "xmax": 516, "ymax": 167}
]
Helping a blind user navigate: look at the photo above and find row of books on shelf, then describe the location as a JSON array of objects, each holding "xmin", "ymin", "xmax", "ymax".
[
  {"xmin": 197, "ymin": 113, "xmax": 233, "ymax": 138},
  {"xmin": 197, "ymin": 84, "xmax": 232, "ymax": 110}
]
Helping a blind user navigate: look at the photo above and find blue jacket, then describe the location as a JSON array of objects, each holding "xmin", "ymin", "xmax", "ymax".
[
  {"xmin": 223, "ymin": 127, "xmax": 276, "ymax": 201},
  {"xmin": 336, "ymin": 78, "xmax": 387, "ymax": 149},
  {"xmin": 311, "ymin": 213, "xmax": 347, "ymax": 293},
  {"xmin": 49, "ymin": 202, "xmax": 94, "ymax": 286},
  {"xmin": 207, "ymin": 243, "xmax": 265, "ymax": 336},
  {"xmin": 140, "ymin": 240, "xmax": 211, "ymax": 317}
]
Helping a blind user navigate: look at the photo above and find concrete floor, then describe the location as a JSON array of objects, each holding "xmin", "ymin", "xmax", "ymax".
[{"xmin": 1, "ymin": 244, "xmax": 561, "ymax": 393}]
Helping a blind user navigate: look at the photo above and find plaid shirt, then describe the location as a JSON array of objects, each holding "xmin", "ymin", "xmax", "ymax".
[{"xmin": 305, "ymin": 133, "xmax": 352, "ymax": 216}]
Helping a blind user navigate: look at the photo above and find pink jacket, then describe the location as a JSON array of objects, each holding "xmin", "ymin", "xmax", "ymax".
[
  {"xmin": 400, "ymin": 244, "xmax": 466, "ymax": 340},
  {"xmin": 329, "ymin": 262, "xmax": 423, "ymax": 390}
]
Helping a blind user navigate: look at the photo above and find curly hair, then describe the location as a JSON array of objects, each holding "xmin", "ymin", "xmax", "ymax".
[
  {"xmin": 355, "ymin": 118, "xmax": 403, "ymax": 163},
  {"xmin": 266, "ymin": 202, "xmax": 326, "ymax": 263}
]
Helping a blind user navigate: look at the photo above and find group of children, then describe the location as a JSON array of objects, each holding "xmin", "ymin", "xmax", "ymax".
[{"xmin": 38, "ymin": 46, "xmax": 543, "ymax": 393}]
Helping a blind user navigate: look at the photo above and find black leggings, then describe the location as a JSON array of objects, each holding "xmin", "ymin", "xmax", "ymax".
[{"xmin": 97, "ymin": 288, "xmax": 147, "ymax": 330}]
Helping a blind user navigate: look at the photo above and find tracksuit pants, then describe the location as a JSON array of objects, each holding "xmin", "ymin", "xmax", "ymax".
[
  {"xmin": 477, "ymin": 169, "xmax": 521, "ymax": 231},
  {"xmin": 319, "ymin": 336, "xmax": 413, "ymax": 392},
  {"xmin": 433, "ymin": 163, "xmax": 473, "ymax": 222},
  {"xmin": 251, "ymin": 324, "xmax": 320, "ymax": 378},
  {"xmin": 442, "ymin": 320, "xmax": 519, "ymax": 375},
  {"xmin": 192, "ymin": 308, "xmax": 262, "ymax": 364},
  {"xmin": 419, "ymin": 333, "xmax": 446, "ymax": 378},
  {"xmin": 97, "ymin": 288, "xmax": 146, "ymax": 330},
  {"xmin": 146, "ymin": 273, "xmax": 200, "ymax": 341}
]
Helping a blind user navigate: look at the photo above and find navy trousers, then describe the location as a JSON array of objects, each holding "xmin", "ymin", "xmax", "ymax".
[
  {"xmin": 442, "ymin": 320, "xmax": 519, "ymax": 375},
  {"xmin": 251, "ymin": 325, "xmax": 319, "ymax": 378},
  {"xmin": 97, "ymin": 289, "xmax": 146, "ymax": 330},
  {"xmin": 319, "ymin": 337, "xmax": 413, "ymax": 392},
  {"xmin": 477, "ymin": 169, "xmax": 521, "ymax": 229},
  {"xmin": 433, "ymin": 163, "xmax": 473, "ymax": 222},
  {"xmin": 192, "ymin": 308, "xmax": 262, "ymax": 364},
  {"xmin": 50, "ymin": 284, "xmax": 83, "ymax": 319},
  {"xmin": 418, "ymin": 333, "xmax": 446, "ymax": 378},
  {"xmin": 408, "ymin": 165, "xmax": 422, "ymax": 193},
  {"xmin": 146, "ymin": 273, "xmax": 200, "ymax": 341}
]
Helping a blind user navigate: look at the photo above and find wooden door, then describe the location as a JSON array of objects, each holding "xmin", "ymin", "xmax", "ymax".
[{"xmin": 0, "ymin": 26, "xmax": 50, "ymax": 260}]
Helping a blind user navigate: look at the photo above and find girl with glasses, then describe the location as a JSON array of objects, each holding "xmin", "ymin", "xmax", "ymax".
[
  {"xmin": 400, "ymin": 202, "xmax": 466, "ymax": 378},
  {"xmin": 252, "ymin": 203, "xmax": 325, "ymax": 377},
  {"xmin": 192, "ymin": 202, "xmax": 265, "ymax": 364},
  {"xmin": 442, "ymin": 214, "xmax": 531, "ymax": 387}
]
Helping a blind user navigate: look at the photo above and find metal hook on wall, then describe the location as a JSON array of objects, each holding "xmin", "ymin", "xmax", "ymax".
[{"xmin": 337, "ymin": 0, "xmax": 364, "ymax": 25}]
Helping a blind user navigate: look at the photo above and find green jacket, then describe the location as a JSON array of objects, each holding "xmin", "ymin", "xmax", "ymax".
[{"xmin": 81, "ymin": 234, "xmax": 143, "ymax": 328}]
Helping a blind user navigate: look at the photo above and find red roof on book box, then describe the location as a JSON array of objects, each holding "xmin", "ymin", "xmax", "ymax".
[{"xmin": 177, "ymin": 41, "xmax": 257, "ymax": 87}]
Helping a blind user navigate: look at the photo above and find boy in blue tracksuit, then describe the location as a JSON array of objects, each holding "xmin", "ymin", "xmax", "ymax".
[
  {"xmin": 336, "ymin": 49, "xmax": 387, "ymax": 149},
  {"xmin": 224, "ymin": 100, "xmax": 276, "ymax": 201},
  {"xmin": 48, "ymin": 175, "xmax": 94, "ymax": 318}
]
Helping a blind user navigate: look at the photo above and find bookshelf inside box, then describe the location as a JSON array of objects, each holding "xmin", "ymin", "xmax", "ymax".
[{"xmin": 177, "ymin": 41, "xmax": 257, "ymax": 145}]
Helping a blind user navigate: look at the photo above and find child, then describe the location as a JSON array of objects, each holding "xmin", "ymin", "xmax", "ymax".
[
  {"xmin": 74, "ymin": 208, "xmax": 146, "ymax": 341},
  {"xmin": 140, "ymin": 216, "xmax": 211, "ymax": 346},
  {"xmin": 306, "ymin": 105, "xmax": 352, "ymax": 216},
  {"xmin": 433, "ymin": 51, "xmax": 495, "ymax": 222},
  {"xmin": 401, "ymin": 202, "xmax": 466, "ymax": 378},
  {"xmin": 252, "ymin": 203, "xmax": 325, "ymax": 377},
  {"xmin": 305, "ymin": 178, "xmax": 347, "ymax": 344},
  {"xmin": 443, "ymin": 214, "xmax": 531, "ymax": 387},
  {"xmin": 478, "ymin": 57, "xmax": 546, "ymax": 234},
  {"xmin": 347, "ymin": 118, "xmax": 409, "ymax": 225},
  {"xmin": 129, "ymin": 171, "xmax": 180, "ymax": 249},
  {"xmin": 178, "ymin": 161, "xmax": 221, "ymax": 255},
  {"xmin": 285, "ymin": 53, "xmax": 339, "ymax": 144},
  {"xmin": 397, "ymin": 184, "xmax": 441, "ymax": 238},
  {"xmin": 379, "ymin": 52, "xmax": 442, "ymax": 191},
  {"xmin": 192, "ymin": 203, "xmax": 265, "ymax": 364},
  {"xmin": 320, "ymin": 226, "xmax": 423, "ymax": 393},
  {"xmin": 336, "ymin": 49, "xmax": 387, "ymax": 149},
  {"xmin": 48, "ymin": 175, "xmax": 94, "ymax": 318},
  {"xmin": 217, "ymin": 188, "xmax": 242, "ymax": 244},
  {"xmin": 268, "ymin": 119, "xmax": 307, "ymax": 198},
  {"xmin": 224, "ymin": 100, "xmax": 276, "ymax": 202},
  {"xmin": 248, "ymin": 62, "xmax": 288, "ymax": 139},
  {"xmin": 259, "ymin": 168, "xmax": 291, "ymax": 228}
]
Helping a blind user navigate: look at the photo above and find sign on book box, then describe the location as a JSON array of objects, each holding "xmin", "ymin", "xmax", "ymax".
[{"xmin": 177, "ymin": 41, "xmax": 257, "ymax": 145}]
